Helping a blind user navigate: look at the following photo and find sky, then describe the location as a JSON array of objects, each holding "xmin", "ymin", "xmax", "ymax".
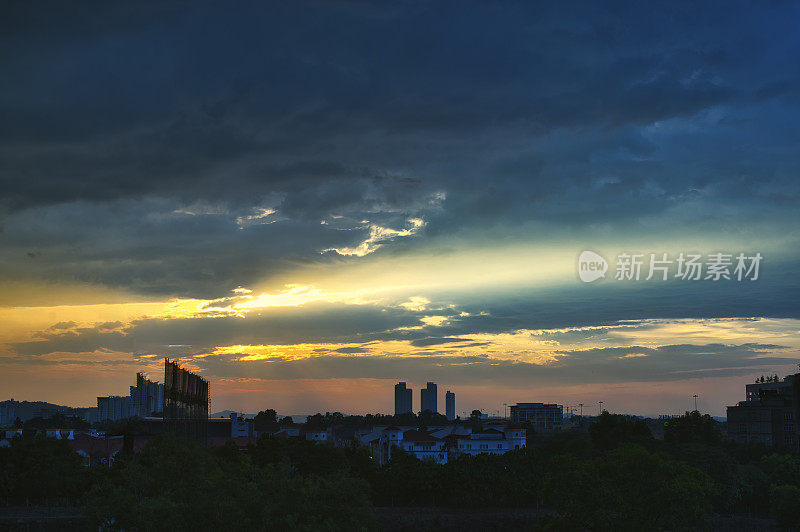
[{"xmin": 1, "ymin": 1, "xmax": 799, "ymax": 417}]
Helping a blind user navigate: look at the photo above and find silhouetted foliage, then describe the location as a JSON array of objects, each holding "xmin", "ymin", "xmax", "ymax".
[
  {"xmin": 5, "ymin": 413, "xmax": 800, "ymax": 529},
  {"xmin": 0, "ymin": 435, "xmax": 88, "ymax": 506},
  {"xmin": 23, "ymin": 413, "xmax": 90, "ymax": 430},
  {"xmin": 253, "ymin": 408, "xmax": 277, "ymax": 431},
  {"xmin": 543, "ymin": 444, "xmax": 715, "ymax": 530},
  {"xmin": 664, "ymin": 411, "xmax": 722, "ymax": 445},
  {"xmin": 589, "ymin": 412, "xmax": 654, "ymax": 451},
  {"xmin": 770, "ymin": 484, "xmax": 800, "ymax": 529},
  {"xmin": 84, "ymin": 435, "xmax": 375, "ymax": 530}
]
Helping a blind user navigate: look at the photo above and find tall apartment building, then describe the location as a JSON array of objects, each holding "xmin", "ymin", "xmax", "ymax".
[
  {"xmin": 445, "ymin": 390, "xmax": 456, "ymax": 420},
  {"xmin": 97, "ymin": 395, "xmax": 131, "ymax": 422},
  {"xmin": 727, "ymin": 373, "xmax": 799, "ymax": 450},
  {"xmin": 394, "ymin": 382, "xmax": 413, "ymax": 415},
  {"xmin": 130, "ymin": 372, "xmax": 164, "ymax": 417},
  {"xmin": 420, "ymin": 382, "xmax": 437, "ymax": 414},
  {"xmin": 0, "ymin": 400, "xmax": 16, "ymax": 427},
  {"xmin": 98, "ymin": 371, "xmax": 165, "ymax": 422}
]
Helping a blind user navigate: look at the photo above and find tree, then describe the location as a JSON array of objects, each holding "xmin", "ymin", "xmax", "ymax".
[
  {"xmin": 544, "ymin": 445, "xmax": 715, "ymax": 530},
  {"xmin": 85, "ymin": 435, "xmax": 375, "ymax": 530},
  {"xmin": 770, "ymin": 484, "xmax": 800, "ymax": 529},
  {"xmin": 417, "ymin": 409, "xmax": 447, "ymax": 428},
  {"xmin": 24, "ymin": 413, "xmax": 90, "ymax": 430},
  {"xmin": 589, "ymin": 412, "xmax": 653, "ymax": 451},
  {"xmin": 253, "ymin": 409, "xmax": 277, "ymax": 431},
  {"xmin": 760, "ymin": 453, "xmax": 800, "ymax": 487},
  {"xmin": 0, "ymin": 435, "xmax": 88, "ymax": 506},
  {"xmin": 306, "ymin": 413, "xmax": 326, "ymax": 427},
  {"xmin": 664, "ymin": 411, "xmax": 722, "ymax": 446}
]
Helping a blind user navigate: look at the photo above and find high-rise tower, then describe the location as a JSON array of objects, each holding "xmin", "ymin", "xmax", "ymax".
[
  {"xmin": 394, "ymin": 382, "xmax": 413, "ymax": 415},
  {"xmin": 445, "ymin": 390, "xmax": 455, "ymax": 420},
  {"xmin": 420, "ymin": 382, "xmax": 438, "ymax": 413}
]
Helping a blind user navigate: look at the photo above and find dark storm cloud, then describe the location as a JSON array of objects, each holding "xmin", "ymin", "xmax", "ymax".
[
  {"xmin": 8, "ymin": 302, "xmax": 424, "ymax": 357},
  {"xmin": 1, "ymin": 0, "xmax": 799, "ymax": 298},
  {"xmin": 8, "ymin": 306, "xmax": 794, "ymax": 385},
  {"xmin": 410, "ymin": 337, "xmax": 473, "ymax": 347}
]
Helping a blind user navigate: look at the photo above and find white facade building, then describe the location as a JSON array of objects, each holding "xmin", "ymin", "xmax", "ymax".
[
  {"xmin": 396, "ymin": 429, "xmax": 448, "ymax": 464},
  {"xmin": 352, "ymin": 423, "xmax": 527, "ymax": 464}
]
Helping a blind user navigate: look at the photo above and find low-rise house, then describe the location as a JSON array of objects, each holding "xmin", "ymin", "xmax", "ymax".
[
  {"xmin": 396, "ymin": 429, "xmax": 447, "ymax": 464},
  {"xmin": 274, "ymin": 425, "xmax": 301, "ymax": 438},
  {"xmin": 329, "ymin": 424, "xmax": 359, "ymax": 448},
  {"xmin": 0, "ymin": 429, "xmax": 22, "ymax": 447},
  {"xmin": 451, "ymin": 429, "xmax": 509, "ymax": 456},
  {"xmin": 376, "ymin": 426, "xmax": 405, "ymax": 464},
  {"xmin": 353, "ymin": 422, "xmax": 527, "ymax": 464},
  {"xmin": 429, "ymin": 425, "xmax": 472, "ymax": 439},
  {"xmin": 303, "ymin": 427, "xmax": 330, "ymax": 442}
]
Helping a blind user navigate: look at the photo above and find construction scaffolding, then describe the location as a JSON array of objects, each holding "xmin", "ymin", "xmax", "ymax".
[{"xmin": 163, "ymin": 358, "xmax": 209, "ymax": 444}]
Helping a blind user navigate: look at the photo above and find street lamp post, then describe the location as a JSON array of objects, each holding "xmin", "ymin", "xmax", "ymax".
[
  {"xmin": 598, "ymin": 401, "xmax": 603, "ymax": 414},
  {"xmin": 693, "ymin": 394, "xmax": 698, "ymax": 412}
]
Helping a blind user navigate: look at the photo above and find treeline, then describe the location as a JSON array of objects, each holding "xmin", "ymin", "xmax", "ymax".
[
  {"xmin": 22, "ymin": 413, "xmax": 91, "ymax": 430},
  {"xmin": 0, "ymin": 435, "xmax": 374, "ymax": 530},
  {"xmin": 1, "ymin": 411, "xmax": 799, "ymax": 530},
  {"xmin": 373, "ymin": 412, "xmax": 800, "ymax": 529},
  {"xmin": 253, "ymin": 408, "xmax": 454, "ymax": 432}
]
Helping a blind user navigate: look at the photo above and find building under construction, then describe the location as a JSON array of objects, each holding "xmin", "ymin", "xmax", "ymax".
[{"xmin": 163, "ymin": 358, "xmax": 209, "ymax": 443}]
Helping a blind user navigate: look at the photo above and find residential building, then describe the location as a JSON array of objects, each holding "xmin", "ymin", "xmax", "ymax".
[
  {"xmin": 130, "ymin": 372, "xmax": 164, "ymax": 417},
  {"xmin": 274, "ymin": 425, "xmax": 301, "ymax": 438},
  {"xmin": 446, "ymin": 390, "xmax": 455, "ymax": 420},
  {"xmin": 97, "ymin": 372, "xmax": 166, "ymax": 422},
  {"xmin": 375, "ymin": 426, "xmax": 404, "ymax": 464},
  {"xmin": 356, "ymin": 422, "xmax": 524, "ymax": 465},
  {"xmin": 394, "ymin": 382, "xmax": 413, "ymax": 415},
  {"xmin": 510, "ymin": 403, "xmax": 563, "ymax": 430},
  {"xmin": 229, "ymin": 412, "xmax": 254, "ymax": 438},
  {"xmin": 450, "ymin": 425, "xmax": 527, "ymax": 457},
  {"xmin": 304, "ymin": 427, "xmax": 330, "ymax": 442},
  {"xmin": 73, "ymin": 407, "xmax": 98, "ymax": 424},
  {"xmin": 0, "ymin": 429, "xmax": 23, "ymax": 447},
  {"xmin": 397, "ymin": 429, "xmax": 447, "ymax": 464},
  {"xmin": 97, "ymin": 395, "xmax": 131, "ymax": 422},
  {"xmin": 0, "ymin": 400, "xmax": 16, "ymax": 427},
  {"xmin": 371, "ymin": 426, "xmax": 447, "ymax": 465},
  {"xmin": 727, "ymin": 373, "xmax": 799, "ymax": 450},
  {"xmin": 420, "ymin": 382, "xmax": 437, "ymax": 413}
]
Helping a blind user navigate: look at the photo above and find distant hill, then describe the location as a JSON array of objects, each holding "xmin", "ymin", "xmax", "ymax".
[{"xmin": 0, "ymin": 399, "xmax": 95, "ymax": 423}]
